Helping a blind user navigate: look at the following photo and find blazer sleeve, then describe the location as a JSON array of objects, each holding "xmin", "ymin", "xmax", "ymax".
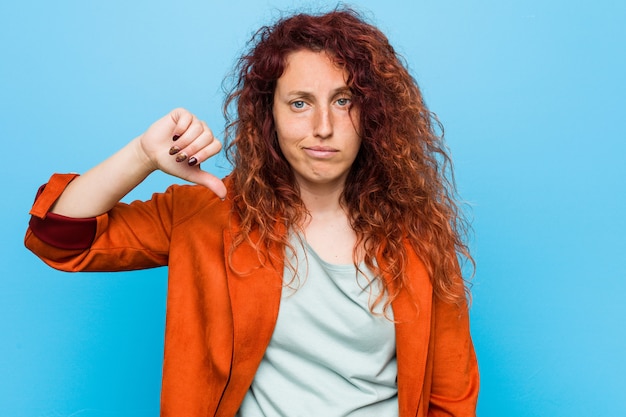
[
  {"xmin": 427, "ymin": 295, "xmax": 480, "ymax": 416},
  {"xmin": 24, "ymin": 173, "xmax": 174, "ymax": 272}
]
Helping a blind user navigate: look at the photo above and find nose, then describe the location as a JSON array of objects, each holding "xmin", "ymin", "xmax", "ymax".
[{"xmin": 313, "ymin": 106, "xmax": 333, "ymax": 139}]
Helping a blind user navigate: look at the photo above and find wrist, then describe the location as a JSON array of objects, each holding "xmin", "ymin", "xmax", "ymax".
[{"xmin": 129, "ymin": 136, "xmax": 158, "ymax": 175}]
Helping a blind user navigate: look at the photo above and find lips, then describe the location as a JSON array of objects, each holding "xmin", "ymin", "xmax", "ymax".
[
  {"xmin": 303, "ymin": 146, "xmax": 338, "ymax": 158},
  {"xmin": 305, "ymin": 145, "xmax": 337, "ymax": 151}
]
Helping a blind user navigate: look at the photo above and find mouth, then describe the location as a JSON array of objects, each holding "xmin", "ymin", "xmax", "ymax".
[{"xmin": 303, "ymin": 146, "xmax": 338, "ymax": 158}]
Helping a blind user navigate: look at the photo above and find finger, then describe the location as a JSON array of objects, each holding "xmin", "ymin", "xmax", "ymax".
[
  {"xmin": 167, "ymin": 122, "xmax": 205, "ymax": 163},
  {"xmin": 186, "ymin": 138, "xmax": 223, "ymax": 167},
  {"xmin": 170, "ymin": 119, "xmax": 211, "ymax": 157},
  {"xmin": 178, "ymin": 123, "xmax": 221, "ymax": 165},
  {"xmin": 184, "ymin": 169, "xmax": 228, "ymax": 200},
  {"xmin": 169, "ymin": 108, "xmax": 195, "ymax": 138}
]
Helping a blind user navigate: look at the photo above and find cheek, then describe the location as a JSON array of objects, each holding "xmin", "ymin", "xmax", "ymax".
[
  {"xmin": 275, "ymin": 131, "xmax": 297, "ymax": 163},
  {"xmin": 273, "ymin": 113, "xmax": 290, "ymax": 150},
  {"xmin": 349, "ymin": 107, "xmax": 361, "ymax": 135},
  {"xmin": 275, "ymin": 118, "xmax": 306, "ymax": 148},
  {"xmin": 276, "ymin": 134, "xmax": 288, "ymax": 155}
]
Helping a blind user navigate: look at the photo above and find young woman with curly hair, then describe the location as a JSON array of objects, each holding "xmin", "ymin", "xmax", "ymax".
[{"xmin": 26, "ymin": 8, "xmax": 479, "ymax": 417}]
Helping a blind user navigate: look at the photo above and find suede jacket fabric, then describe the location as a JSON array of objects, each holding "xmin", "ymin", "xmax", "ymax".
[{"xmin": 25, "ymin": 173, "xmax": 479, "ymax": 417}]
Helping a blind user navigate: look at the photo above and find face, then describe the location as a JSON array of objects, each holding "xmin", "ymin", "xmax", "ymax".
[{"xmin": 272, "ymin": 49, "xmax": 361, "ymax": 192}]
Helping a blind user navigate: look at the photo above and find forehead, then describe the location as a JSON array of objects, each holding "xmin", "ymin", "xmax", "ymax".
[{"xmin": 276, "ymin": 49, "xmax": 348, "ymax": 91}]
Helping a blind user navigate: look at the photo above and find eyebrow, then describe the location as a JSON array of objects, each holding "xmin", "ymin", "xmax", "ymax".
[{"xmin": 285, "ymin": 86, "xmax": 352, "ymax": 99}]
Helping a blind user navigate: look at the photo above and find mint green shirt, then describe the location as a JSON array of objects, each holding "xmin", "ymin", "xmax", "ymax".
[{"xmin": 237, "ymin": 234, "xmax": 398, "ymax": 416}]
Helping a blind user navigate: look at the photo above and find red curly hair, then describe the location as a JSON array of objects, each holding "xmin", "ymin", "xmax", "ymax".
[{"xmin": 224, "ymin": 8, "xmax": 473, "ymax": 307}]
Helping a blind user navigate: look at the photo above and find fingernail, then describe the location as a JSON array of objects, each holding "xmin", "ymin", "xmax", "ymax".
[
  {"xmin": 188, "ymin": 157, "xmax": 198, "ymax": 166},
  {"xmin": 172, "ymin": 135, "xmax": 180, "ymax": 141},
  {"xmin": 169, "ymin": 146, "xmax": 180, "ymax": 155},
  {"xmin": 176, "ymin": 152, "xmax": 188, "ymax": 163}
]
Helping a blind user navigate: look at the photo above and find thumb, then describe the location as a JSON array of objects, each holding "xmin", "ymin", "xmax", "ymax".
[{"xmin": 184, "ymin": 168, "xmax": 228, "ymax": 200}]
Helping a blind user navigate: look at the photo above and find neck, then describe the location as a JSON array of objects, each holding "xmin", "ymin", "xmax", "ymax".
[
  {"xmin": 297, "ymin": 181, "xmax": 358, "ymax": 265},
  {"xmin": 298, "ymin": 181, "xmax": 345, "ymax": 217}
]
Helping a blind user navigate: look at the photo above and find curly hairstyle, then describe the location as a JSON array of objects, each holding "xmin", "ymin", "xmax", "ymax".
[{"xmin": 224, "ymin": 7, "xmax": 473, "ymax": 308}]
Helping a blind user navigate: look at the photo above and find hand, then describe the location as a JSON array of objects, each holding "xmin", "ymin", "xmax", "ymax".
[{"xmin": 138, "ymin": 108, "xmax": 227, "ymax": 199}]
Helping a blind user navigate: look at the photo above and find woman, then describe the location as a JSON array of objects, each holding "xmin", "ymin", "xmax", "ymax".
[{"xmin": 25, "ymin": 8, "xmax": 479, "ymax": 417}]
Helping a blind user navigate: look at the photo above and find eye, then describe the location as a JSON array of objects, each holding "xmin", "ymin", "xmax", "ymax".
[
  {"xmin": 336, "ymin": 97, "xmax": 352, "ymax": 107},
  {"xmin": 291, "ymin": 100, "xmax": 306, "ymax": 109}
]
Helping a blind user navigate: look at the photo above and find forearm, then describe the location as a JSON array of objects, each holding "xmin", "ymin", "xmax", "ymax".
[
  {"xmin": 51, "ymin": 137, "xmax": 154, "ymax": 218},
  {"xmin": 49, "ymin": 108, "xmax": 226, "ymax": 217}
]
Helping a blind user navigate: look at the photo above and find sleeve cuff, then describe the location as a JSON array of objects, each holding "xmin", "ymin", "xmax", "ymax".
[
  {"xmin": 29, "ymin": 173, "xmax": 80, "ymax": 218},
  {"xmin": 29, "ymin": 212, "xmax": 97, "ymax": 250},
  {"xmin": 28, "ymin": 173, "xmax": 97, "ymax": 250}
]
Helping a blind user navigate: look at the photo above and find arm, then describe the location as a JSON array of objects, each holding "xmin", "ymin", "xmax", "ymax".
[
  {"xmin": 51, "ymin": 108, "xmax": 226, "ymax": 218},
  {"xmin": 427, "ymin": 296, "xmax": 480, "ymax": 416},
  {"xmin": 25, "ymin": 181, "xmax": 176, "ymax": 272},
  {"xmin": 25, "ymin": 108, "xmax": 228, "ymax": 271}
]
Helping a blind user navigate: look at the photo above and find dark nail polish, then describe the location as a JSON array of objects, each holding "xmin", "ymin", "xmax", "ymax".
[
  {"xmin": 176, "ymin": 153, "xmax": 188, "ymax": 163},
  {"xmin": 188, "ymin": 157, "xmax": 198, "ymax": 166},
  {"xmin": 172, "ymin": 135, "xmax": 180, "ymax": 141},
  {"xmin": 169, "ymin": 146, "xmax": 180, "ymax": 155}
]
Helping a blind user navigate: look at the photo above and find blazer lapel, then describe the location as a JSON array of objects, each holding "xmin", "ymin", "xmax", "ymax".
[
  {"xmin": 389, "ymin": 244, "xmax": 433, "ymax": 416},
  {"xmin": 217, "ymin": 227, "xmax": 284, "ymax": 416}
]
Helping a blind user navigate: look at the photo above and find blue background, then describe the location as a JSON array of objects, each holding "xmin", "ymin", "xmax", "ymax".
[{"xmin": 2, "ymin": 0, "xmax": 625, "ymax": 416}]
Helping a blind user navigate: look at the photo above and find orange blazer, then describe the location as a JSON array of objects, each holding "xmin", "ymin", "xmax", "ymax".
[{"xmin": 25, "ymin": 173, "xmax": 479, "ymax": 417}]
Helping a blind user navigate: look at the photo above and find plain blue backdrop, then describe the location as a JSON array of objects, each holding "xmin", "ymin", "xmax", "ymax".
[{"xmin": 1, "ymin": 0, "xmax": 625, "ymax": 416}]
